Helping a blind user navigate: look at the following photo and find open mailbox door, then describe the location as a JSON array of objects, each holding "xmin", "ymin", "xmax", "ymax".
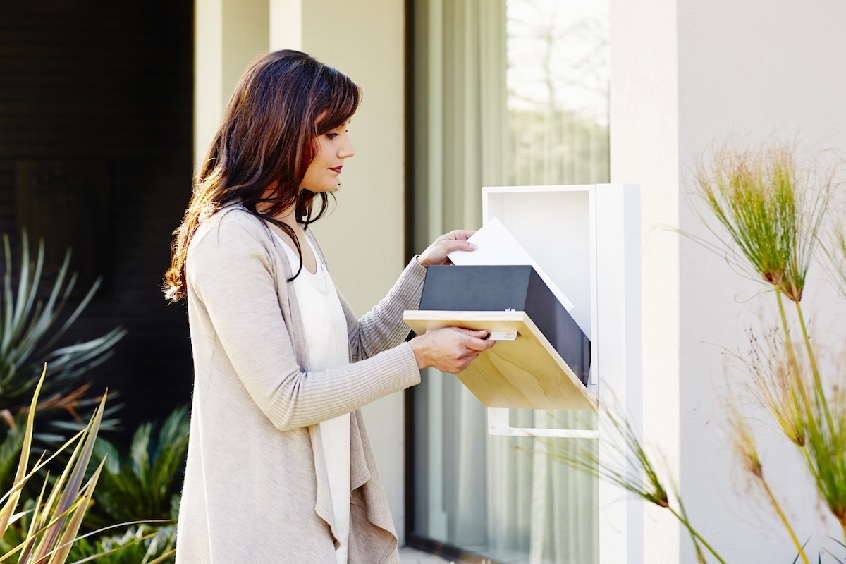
[
  {"xmin": 404, "ymin": 184, "xmax": 642, "ymax": 416},
  {"xmin": 403, "ymin": 259, "xmax": 594, "ymax": 411}
]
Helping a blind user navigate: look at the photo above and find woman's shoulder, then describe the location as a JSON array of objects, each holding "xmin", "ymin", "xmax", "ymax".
[
  {"xmin": 188, "ymin": 205, "xmax": 276, "ymax": 263},
  {"xmin": 193, "ymin": 205, "xmax": 269, "ymax": 243}
]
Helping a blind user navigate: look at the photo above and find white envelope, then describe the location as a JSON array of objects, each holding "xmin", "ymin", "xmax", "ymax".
[{"xmin": 447, "ymin": 217, "xmax": 574, "ymax": 311}]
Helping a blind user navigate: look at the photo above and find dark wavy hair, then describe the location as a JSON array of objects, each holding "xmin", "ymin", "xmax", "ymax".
[{"xmin": 163, "ymin": 49, "xmax": 361, "ymax": 302}]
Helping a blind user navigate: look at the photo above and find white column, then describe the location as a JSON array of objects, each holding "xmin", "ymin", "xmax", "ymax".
[
  {"xmin": 194, "ymin": 0, "xmax": 270, "ymax": 170},
  {"xmin": 269, "ymin": 0, "xmax": 302, "ymax": 50},
  {"xmin": 609, "ymin": 0, "xmax": 680, "ymax": 562}
]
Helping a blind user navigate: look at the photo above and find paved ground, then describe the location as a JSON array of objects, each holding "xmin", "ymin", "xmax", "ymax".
[{"xmin": 398, "ymin": 547, "xmax": 455, "ymax": 564}]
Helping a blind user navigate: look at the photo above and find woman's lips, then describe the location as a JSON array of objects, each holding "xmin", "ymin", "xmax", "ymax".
[{"xmin": 330, "ymin": 166, "xmax": 343, "ymax": 174}]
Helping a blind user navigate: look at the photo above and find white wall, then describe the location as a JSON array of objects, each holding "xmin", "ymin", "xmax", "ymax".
[
  {"xmin": 609, "ymin": 0, "xmax": 680, "ymax": 561},
  {"xmin": 612, "ymin": 0, "xmax": 846, "ymax": 561},
  {"xmin": 677, "ymin": 2, "xmax": 846, "ymax": 561}
]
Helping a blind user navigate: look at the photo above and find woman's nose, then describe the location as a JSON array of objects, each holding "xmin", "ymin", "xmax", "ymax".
[{"xmin": 338, "ymin": 137, "xmax": 355, "ymax": 159}]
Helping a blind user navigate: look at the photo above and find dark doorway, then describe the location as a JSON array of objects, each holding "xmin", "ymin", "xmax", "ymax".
[{"xmin": 0, "ymin": 1, "xmax": 196, "ymax": 437}]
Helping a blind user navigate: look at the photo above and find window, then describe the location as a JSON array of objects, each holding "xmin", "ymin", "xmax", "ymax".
[{"xmin": 408, "ymin": 0, "xmax": 609, "ymax": 561}]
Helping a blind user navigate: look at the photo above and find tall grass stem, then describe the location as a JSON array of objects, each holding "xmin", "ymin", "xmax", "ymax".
[{"xmin": 793, "ymin": 300, "xmax": 835, "ymax": 435}]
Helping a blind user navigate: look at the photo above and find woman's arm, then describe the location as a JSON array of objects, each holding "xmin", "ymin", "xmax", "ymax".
[
  {"xmin": 321, "ymin": 230, "xmax": 478, "ymax": 361},
  {"xmin": 340, "ymin": 258, "xmax": 426, "ymax": 362}
]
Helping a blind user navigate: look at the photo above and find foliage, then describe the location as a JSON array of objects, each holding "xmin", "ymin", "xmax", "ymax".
[
  {"xmin": 67, "ymin": 524, "xmax": 176, "ymax": 564},
  {"xmin": 0, "ymin": 231, "xmax": 126, "ymax": 493},
  {"xmin": 83, "ymin": 406, "xmax": 189, "ymax": 530},
  {"xmin": 695, "ymin": 141, "xmax": 846, "ymax": 562},
  {"xmin": 692, "ymin": 142, "xmax": 830, "ymax": 302},
  {"xmin": 547, "ymin": 140, "xmax": 846, "ymax": 562},
  {"xmin": 0, "ymin": 366, "xmax": 107, "ymax": 563},
  {"xmin": 544, "ymin": 397, "xmax": 723, "ymax": 563}
]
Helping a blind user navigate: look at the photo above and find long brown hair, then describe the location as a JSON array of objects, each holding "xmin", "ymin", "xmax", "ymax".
[{"xmin": 163, "ymin": 49, "xmax": 361, "ymax": 302}]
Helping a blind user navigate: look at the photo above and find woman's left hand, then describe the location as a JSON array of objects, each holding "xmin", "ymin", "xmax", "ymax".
[{"xmin": 418, "ymin": 230, "xmax": 477, "ymax": 267}]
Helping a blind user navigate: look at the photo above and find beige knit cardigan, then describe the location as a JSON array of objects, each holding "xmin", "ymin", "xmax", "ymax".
[{"xmin": 175, "ymin": 207, "xmax": 425, "ymax": 563}]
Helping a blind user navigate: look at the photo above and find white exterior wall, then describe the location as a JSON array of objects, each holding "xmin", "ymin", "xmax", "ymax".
[
  {"xmin": 609, "ymin": 0, "xmax": 680, "ymax": 561},
  {"xmin": 195, "ymin": 0, "xmax": 409, "ymax": 544},
  {"xmin": 612, "ymin": 0, "xmax": 846, "ymax": 562}
]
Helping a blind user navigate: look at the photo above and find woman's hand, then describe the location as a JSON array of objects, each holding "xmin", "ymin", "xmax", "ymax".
[
  {"xmin": 418, "ymin": 230, "xmax": 477, "ymax": 268},
  {"xmin": 409, "ymin": 327, "xmax": 495, "ymax": 374}
]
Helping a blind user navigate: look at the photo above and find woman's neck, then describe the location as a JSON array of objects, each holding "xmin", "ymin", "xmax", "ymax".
[
  {"xmin": 274, "ymin": 209, "xmax": 304, "ymax": 237},
  {"xmin": 264, "ymin": 206, "xmax": 317, "ymax": 274}
]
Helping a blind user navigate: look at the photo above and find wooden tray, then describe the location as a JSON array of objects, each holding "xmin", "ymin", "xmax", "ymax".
[{"xmin": 403, "ymin": 310, "xmax": 596, "ymax": 411}]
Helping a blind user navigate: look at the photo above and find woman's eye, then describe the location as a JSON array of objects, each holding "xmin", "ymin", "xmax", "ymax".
[{"xmin": 325, "ymin": 133, "xmax": 338, "ymax": 140}]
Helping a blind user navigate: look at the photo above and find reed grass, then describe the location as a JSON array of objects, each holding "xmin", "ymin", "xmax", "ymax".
[
  {"xmin": 694, "ymin": 140, "xmax": 845, "ymax": 558},
  {"xmin": 693, "ymin": 142, "xmax": 830, "ymax": 303},
  {"xmin": 541, "ymin": 399, "xmax": 726, "ymax": 564},
  {"xmin": 737, "ymin": 329, "xmax": 805, "ymax": 448},
  {"xmin": 725, "ymin": 392, "xmax": 808, "ymax": 563},
  {"xmin": 823, "ymin": 221, "xmax": 846, "ymax": 302},
  {"xmin": 538, "ymin": 140, "xmax": 845, "ymax": 561}
]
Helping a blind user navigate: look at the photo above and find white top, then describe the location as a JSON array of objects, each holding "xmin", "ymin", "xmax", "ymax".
[{"xmin": 277, "ymin": 232, "xmax": 351, "ymax": 564}]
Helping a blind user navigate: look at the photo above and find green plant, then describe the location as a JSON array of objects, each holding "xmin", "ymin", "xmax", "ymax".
[
  {"xmin": 546, "ymin": 140, "xmax": 846, "ymax": 562},
  {"xmin": 0, "ymin": 231, "xmax": 126, "ymax": 491},
  {"xmin": 543, "ymin": 397, "xmax": 724, "ymax": 563},
  {"xmin": 0, "ymin": 366, "xmax": 107, "ymax": 563},
  {"xmin": 83, "ymin": 406, "xmax": 189, "ymax": 530},
  {"xmin": 67, "ymin": 523, "xmax": 176, "ymax": 564},
  {"xmin": 694, "ymin": 141, "xmax": 845, "ymax": 561}
]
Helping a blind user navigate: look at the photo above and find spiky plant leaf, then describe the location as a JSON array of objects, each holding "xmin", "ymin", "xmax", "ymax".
[
  {"xmin": 82, "ymin": 406, "xmax": 189, "ymax": 530},
  {"xmin": 67, "ymin": 523, "xmax": 177, "ymax": 564},
  {"xmin": 540, "ymin": 396, "xmax": 726, "ymax": 563},
  {"xmin": 29, "ymin": 392, "xmax": 106, "ymax": 561},
  {"xmin": 0, "ymin": 377, "xmax": 112, "ymax": 563},
  {"xmin": 800, "ymin": 383, "xmax": 846, "ymax": 538},
  {"xmin": 0, "ymin": 231, "xmax": 126, "ymax": 457},
  {"xmin": 48, "ymin": 458, "xmax": 105, "ymax": 564},
  {"xmin": 0, "ymin": 367, "xmax": 45, "ymax": 534}
]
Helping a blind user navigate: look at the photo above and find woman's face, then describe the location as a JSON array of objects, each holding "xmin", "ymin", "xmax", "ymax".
[{"xmin": 300, "ymin": 120, "xmax": 355, "ymax": 193}]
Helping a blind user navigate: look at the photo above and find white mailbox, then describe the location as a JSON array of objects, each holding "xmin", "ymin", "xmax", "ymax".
[
  {"xmin": 404, "ymin": 183, "xmax": 644, "ymax": 564},
  {"xmin": 483, "ymin": 183, "xmax": 644, "ymax": 564}
]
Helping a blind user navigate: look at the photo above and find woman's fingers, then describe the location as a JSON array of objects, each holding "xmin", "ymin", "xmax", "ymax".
[
  {"xmin": 418, "ymin": 230, "xmax": 478, "ymax": 267},
  {"xmin": 410, "ymin": 327, "xmax": 495, "ymax": 373},
  {"xmin": 443, "ymin": 229, "xmax": 476, "ymax": 241}
]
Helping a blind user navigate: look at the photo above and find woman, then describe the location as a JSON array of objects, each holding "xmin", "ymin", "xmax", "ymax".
[{"xmin": 163, "ymin": 49, "xmax": 494, "ymax": 563}]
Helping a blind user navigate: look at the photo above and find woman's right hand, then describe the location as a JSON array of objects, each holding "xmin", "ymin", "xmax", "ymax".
[{"xmin": 409, "ymin": 327, "xmax": 496, "ymax": 374}]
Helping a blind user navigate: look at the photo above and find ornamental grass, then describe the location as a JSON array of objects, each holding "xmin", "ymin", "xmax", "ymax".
[
  {"xmin": 547, "ymin": 140, "xmax": 846, "ymax": 562},
  {"xmin": 541, "ymin": 397, "xmax": 724, "ymax": 564},
  {"xmin": 0, "ymin": 366, "xmax": 106, "ymax": 564},
  {"xmin": 695, "ymin": 141, "xmax": 845, "ymax": 560},
  {"xmin": 693, "ymin": 141, "xmax": 844, "ymax": 560}
]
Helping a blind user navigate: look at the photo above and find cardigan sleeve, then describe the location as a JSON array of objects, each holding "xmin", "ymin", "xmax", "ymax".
[
  {"xmin": 339, "ymin": 258, "xmax": 427, "ymax": 362},
  {"xmin": 187, "ymin": 217, "xmax": 421, "ymax": 431}
]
